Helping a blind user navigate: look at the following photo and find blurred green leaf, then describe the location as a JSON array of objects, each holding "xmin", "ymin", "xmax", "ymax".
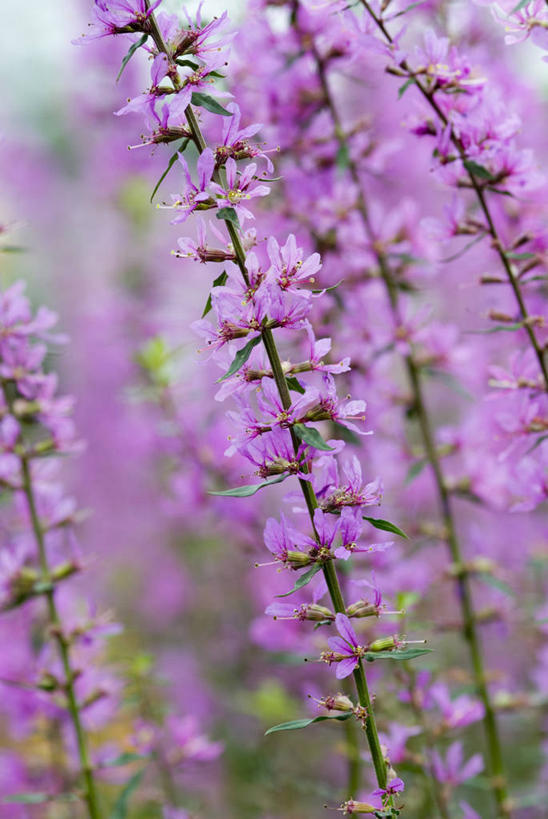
[
  {"xmin": 265, "ymin": 713, "xmax": 352, "ymax": 735},
  {"xmin": 293, "ymin": 424, "xmax": 334, "ymax": 451},
  {"xmin": 363, "ymin": 516, "xmax": 408, "ymax": 539},
  {"xmin": 209, "ymin": 474, "xmax": 288, "ymax": 497},
  {"xmin": 117, "ymin": 34, "xmax": 148, "ymax": 82},
  {"xmin": 191, "ymin": 92, "xmax": 232, "ymax": 116},
  {"xmin": 275, "ymin": 563, "xmax": 322, "ymax": 598}
]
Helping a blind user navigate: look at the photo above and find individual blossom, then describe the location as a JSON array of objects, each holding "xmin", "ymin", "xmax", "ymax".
[
  {"xmin": 266, "ymin": 234, "xmax": 322, "ymax": 292},
  {"xmin": 318, "ymin": 455, "xmax": 383, "ymax": 512},
  {"xmin": 216, "ymin": 103, "xmax": 274, "ymax": 172},
  {"xmin": 372, "ymin": 777, "xmax": 406, "ymax": 799},
  {"xmin": 210, "ymin": 158, "xmax": 270, "ymax": 223},
  {"xmin": 431, "ymin": 741, "xmax": 484, "ymax": 786},
  {"xmin": 166, "ymin": 148, "xmax": 216, "ymax": 224},
  {"xmin": 72, "ymin": 0, "xmax": 163, "ymax": 43}
]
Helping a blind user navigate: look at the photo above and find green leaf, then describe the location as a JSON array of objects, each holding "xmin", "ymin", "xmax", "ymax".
[
  {"xmin": 0, "ymin": 245, "xmax": 26, "ymax": 253},
  {"xmin": 275, "ymin": 563, "xmax": 322, "ymax": 598},
  {"xmin": 510, "ymin": 0, "xmax": 530, "ymax": 13},
  {"xmin": 191, "ymin": 92, "xmax": 232, "ymax": 116},
  {"xmin": 209, "ymin": 474, "xmax": 288, "ymax": 498},
  {"xmin": 392, "ymin": 0, "xmax": 425, "ymax": 16},
  {"xmin": 330, "ymin": 421, "xmax": 361, "ymax": 446},
  {"xmin": 286, "ymin": 376, "xmax": 305, "ymax": 394},
  {"xmin": 3, "ymin": 792, "xmax": 78, "ymax": 804},
  {"xmin": 311, "ymin": 279, "xmax": 344, "ymax": 295},
  {"xmin": 477, "ymin": 573, "xmax": 515, "ymax": 598},
  {"xmin": 217, "ymin": 335, "xmax": 262, "ymax": 382},
  {"xmin": 175, "ymin": 58, "xmax": 200, "ymax": 70},
  {"xmin": 117, "ymin": 34, "xmax": 148, "ymax": 82},
  {"xmin": 4, "ymin": 794, "xmax": 51, "ymax": 804},
  {"xmin": 336, "ymin": 143, "xmax": 350, "ymax": 171},
  {"xmin": 293, "ymin": 423, "xmax": 334, "ymax": 451},
  {"xmin": 398, "ymin": 77, "xmax": 416, "ymax": 98},
  {"xmin": 423, "ymin": 368, "xmax": 473, "ymax": 400},
  {"xmin": 405, "ymin": 458, "xmax": 427, "ymax": 484},
  {"xmin": 463, "ymin": 160, "xmax": 496, "ymax": 181},
  {"xmin": 216, "ymin": 206, "xmax": 241, "ymax": 230},
  {"xmin": 102, "ymin": 752, "xmax": 149, "ymax": 768},
  {"xmin": 525, "ymin": 433, "xmax": 548, "ymax": 455},
  {"xmin": 150, "ymin": 138, "xmax": 189, "ymax": 203},
  {"xmin": 363, "ymin": 516, "xmax": 409, "ymax": 540},
  {"xmin": 265, "ymin": 712, "xmax": 352, "ymax": 735},
  {"xmin": 440, "ymin": 234, "xmax": 485, "ymax": 263},
  {"xmin": 505, "ymin": 251, "xmax": 535, "ymax": 261},
  {"xmin": 364, "ymin": 647, "xmax": 432, "ymax": 662},
  {"xmin": 110, "ymin": 771, "xmax": 144, "ymax": 819},
  {"xmin": 468, "ymin": 322, "xmax": 525, "ymax": 335},
  {"xmin": 202, "ymin": 270, "xmax": 228, "ymax": 318}
]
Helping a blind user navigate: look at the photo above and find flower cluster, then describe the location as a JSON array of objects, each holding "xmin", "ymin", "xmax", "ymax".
[{"xmin": 79, "ymin": 0, "xmax": 433, "ymax": 811}]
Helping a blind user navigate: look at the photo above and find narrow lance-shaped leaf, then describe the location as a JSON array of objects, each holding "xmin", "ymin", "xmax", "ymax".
[
  {"xmin": 117, "ymin": 33, "xmax": 148, "ymax": 82},
  {"xmin": 216, "ymin": 206, "xmax": 241, "ymax": 230},
  {"xmin": 191, "ymin": 92, "xmax": 232, "ymax": 116},
  {"xmin": 202, "ymin": 271, "xmax": 228, "ymax": 318},
  {"xmin": 363, "ymin": 516, "xmax": 409, "ymax": 540},
  {"xmin": 398, "ymin": 77, "xmax": 416, "ymax": 98},
  {"xmin": 265, "ymin": 712, "xmax": 353, "ymax": 736},
  {"xmin": 275, "ymin": 563, "xmax": 322, "ymax": 598},
  {"xmin": 463, "ymin": 160, "xmax": 497, "ymax": 181},
  {"xmin": 217, "ymin": 335, "xmax": 262, "ymax": 382},
  {"xmin": 209, "ymin": 474, "xmax": 288, "ymax": 498},
  {"xmin": 364, "ymin": 647, "xmax": 432, "ymax": 662},
  {"xmin": 293, "ymin": 423, "xmax": 334, "ymax": 451},
  {"xmin": 405, "ymin": 458, "xmax": 427, "ymax": 484},
  {"xmin": 110, "ymin": 771, "xmax": 145, "ymax": 819},
  {"xmin": 286, "ymin": 376, "xmax": 305, "ymax": 395},
  {"xmin": 150, "ymin": 138, "xmax": 190, "ymax": 203}
]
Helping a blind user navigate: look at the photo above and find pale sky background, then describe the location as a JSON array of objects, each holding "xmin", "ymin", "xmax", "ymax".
[
  {"xmin": 0, "ymin": 0, "xmax": 239, "ymax": 125},
  {"xmin": 0, "ymin": 0, "xmax": 545, "ymax": 128}
]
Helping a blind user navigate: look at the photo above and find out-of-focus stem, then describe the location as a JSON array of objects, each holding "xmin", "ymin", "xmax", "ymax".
[
  {"xmin": 20, "ymin": 455, "xmax": 101, "ymax": 818},
  {"xmin": 307, "ymin": 38, "xmax": 509, "ymax": 816}
]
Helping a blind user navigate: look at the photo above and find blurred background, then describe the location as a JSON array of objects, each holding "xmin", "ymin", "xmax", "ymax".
[{"xmin": 1, "ymin": 1, "xmax": 547, "ymax": 817}]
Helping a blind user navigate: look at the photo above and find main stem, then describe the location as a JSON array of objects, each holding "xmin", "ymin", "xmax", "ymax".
[
  {"xmin": 144, "ymin": 3, "xmax": 389, "ymax": 797},
  {"xmin": 307, "ymin": 41, "xmax": 508, "ymax": 815},
  {"xmin": 20, "ymin": 456, "xmax": 101, "ymax": 819},
  {"xmin": 358, "ymin": 0, "xmax": 548, "ymax": 392}
]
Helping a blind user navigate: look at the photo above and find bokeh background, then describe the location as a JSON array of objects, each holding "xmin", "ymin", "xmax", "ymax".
[{"xmin": 1, "ymin": 1, "xmax": 547, "ymax": 817}]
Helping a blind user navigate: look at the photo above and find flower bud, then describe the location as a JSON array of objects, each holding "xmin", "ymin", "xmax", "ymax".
[
  {"xmin": 368, "ymin": 635, "xmax": 399, "ymax": 652},
  {"xmin": 346, "ymin": 600, "xmax": 379, "ymax": 618},
  {"xmin": 340, "ymin": 800, "xmax": 379, "ymax": 814},
  {"xmin": 319, "ymin": 693, "xmax": 354, "ymax": 712},
  {"xmin": 304, "ymin": 604, "xmax": 334, "ymax": 622},
  {"xmin": 286, "ymin": 550, "xmax": 314, "ymax": 568}
]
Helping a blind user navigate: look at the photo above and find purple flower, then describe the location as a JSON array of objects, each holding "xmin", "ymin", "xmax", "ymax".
[
  {"xmin": 266, "ymin": 234, "xmax": 322, "ymax": 292},
  {"xmin": 72, "ymin": 0, "xmax": 162, "ymax": 43},
  {"xmin": 167, "ymin": 148, "xmax": 216, "ymax": 224},
  {"xmin": 216, "ymin": 103, "xmax": 274, "ymax": 172},
  {"xmin": 432, "ymin": 741, "xmax": 484, "ymax": 786},
  {"xmin": 325, "ymin": 613, "xmax": 363, "ymax": 679},
  {"xmin": 319, "ymin": 456, "xmax": 383, "ymax": 512},
  {"xmin": 210, "ymin": 158, "xmax": 270, "ymax": 223},
  {"xmin": 372, "ymin": 777, "xmax": 405, "ymax": 798},
  {"xmin": 263, "ymin": 515, "xmax": 312, "ymax": 569}
]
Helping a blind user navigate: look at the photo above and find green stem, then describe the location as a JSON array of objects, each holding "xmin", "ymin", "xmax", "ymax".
[
  {"xmin": 20, "ymin": 456, "xmax": 101, "ymax": 819},
  {"xmin": 143, "ymin": 3, "xmax": 391, "ymax": 799}
]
